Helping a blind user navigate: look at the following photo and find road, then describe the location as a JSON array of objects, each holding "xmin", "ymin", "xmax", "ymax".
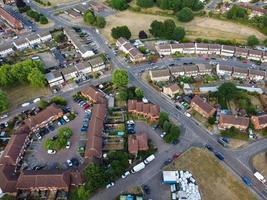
[{"xmin": 4, "ymin": 2, "xmax": 267, "ymax": 199}]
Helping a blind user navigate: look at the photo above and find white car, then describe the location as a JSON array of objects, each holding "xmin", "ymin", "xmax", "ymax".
[
  {"xmin": 160, "ymin": 132, "xmax": 166, "ymax": 138},
  {"xmin": 63, "ymin": 115, "xmax": 70, "ymax": 123},
  {"xmin": 185, "ymin": 112, "xmax": 191, "ymax": 118},
  {"xmin": 106, "ymin": 182, "xmax": 115, "ymax": 189},
  {"xmin": 142, "ymin": 97, "xmax": 148, "ymax": 104},
  {"xmin": 47, "ymin": 149, "xmax": 56, "ymax": 154},
  {"xmin": 121, "ymin": 171, "xmax": 130, "ymax": 179},
  {"xmin": 21, "ymin": 102, "xmax": 30, "ymax": 107},
  {"xmin": 67, "ymin": 159, "xmax": 73, "ymax": 167},
  {"xmin": 33, "ymin": 98, "xmax": 41, "ymax": 103},
  {"xmin": 0, "ymin": 114, "xmax": 8, "ymax": 119},
  {"xmin": 66, "ymin": 141, "xmax": 70, "ymax": 149}
]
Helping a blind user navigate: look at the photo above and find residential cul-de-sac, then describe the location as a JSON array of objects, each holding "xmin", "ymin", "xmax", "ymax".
[{"xmin": 0, "ymin": 0, "xmax": 266, "ymax": 200}]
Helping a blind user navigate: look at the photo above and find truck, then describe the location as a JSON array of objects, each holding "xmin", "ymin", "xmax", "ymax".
[
  {"xmin": 130, "ymin": 162, "xmax": 145, "ymax": 173},
  {"xmin": 214, "ymin": 152, "xmax": 224, "ymax": 161},
  {"xmin": 254, "ymin": 172, "xmax": 266, "ymax": 184},
  {"xmin": 144, "ymin": 154, "xmax": 155, "ymax": 164},
  {"xmin": 242, "ymin": 176, "xmax": 252, "ymax": 186}
]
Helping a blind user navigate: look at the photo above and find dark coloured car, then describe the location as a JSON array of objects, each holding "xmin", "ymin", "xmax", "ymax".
[
  {"xmin": 51, "ymin": 135, "xmax": 58, "ymax": 141},
  {"xmin": 172, "ymin": 139, "xmax": 179, "ymax": 145},
  {"xmin": 205, "ymin": 144, "xmax": 213, "ymax": 151},
  {"xmin": 164, "ymin": 158, "xmax": 172, "ymax": 166},
  {"xmin": 71, "ymin": 158, "xmax": 80, "ymax": 167},
  {"xmin": 48, "ymin": 124, "xmax": 55, "ymax": 131},
  {"xmin": 142, "ymin": 185, "xmax": 150, "ymax": 194}
]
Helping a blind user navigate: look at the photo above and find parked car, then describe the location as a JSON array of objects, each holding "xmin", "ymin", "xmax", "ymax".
[
  {"xmin": 70, "ymin": 158, "xmax": 80, "ymax": 167},
  {"xmin": 160, "ymin": 132, "xmax": 166, "ymax": 138},
  {"xmin": 164, "ymin": 158, "xmax": 172, "ymax": 166},
  {"xmin": 47, "ymin": 149, "xmax": 56, "ymax": 154},
  {"xmin": 67, "ymin": 159, "xmax": 73, "ymax": 167},
  {"xmin": 21, "ymin": 102, "xmax": 30, "ymax": 107},
  {"xmin": 172, "ymin": 153, "xmax": 181, "ymax": 159},
  {"xmin": 106, "ymin": 182, "xmax": 115, "ymax": 189},
  {"xmin": 142, "ymin": 185, "xmax": 150, "ymax": 194},
  {"xmin": 205, "ymin": 144, "xmax": 213, "ymax": 151},
  {"xmin": 63, "ymin": 115, "xmax": 70, "ymax": 123},
  {"xmin": 0, "ymin": 114, "xmax": 8, "ymax": 119},
  {"xmin": 185, "ymin": 112, "xmax": 191, "ymax": 118},
  {"xmin": 66, "ymin": 141, "xmax": 70, "ymax": 149},
  {"xmin": 33, "ymin": 98, "xmax": 41, "ymax": 103},
  {"xmin": 121, "ymin": 171, "xmax": 130, "ymax": 179},
  {"xmin": 242, "ymin": 176, "xmax": 252, "ymax": 186}
]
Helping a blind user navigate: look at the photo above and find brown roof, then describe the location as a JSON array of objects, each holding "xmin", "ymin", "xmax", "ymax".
[
  {"xmin": 170, "ymin": 66, "xmax": 184, "ymax": 74},
  {"xmin": 219, "ymin": 65, "xmax": 233, "ymax": 72},
  {"xmin": 220, "ymin": 114, "xmax": 249, "ymax": 127},
  {"xmin": 168, "ymin": 84, "xmax": 180, "ymax": 92},
  {"xmin": 91, "ymin": 104, "xmax": 106, "ymax": 120},
  {"xmin": 209, "ymin": 44, "xmax": 221, "ymax": 50},
  {"xmin": 257, "ymin": 114, "xmax": 267, "ymax": 125},
  {"xmin": 249, "ymin": 69, "xmax": 265, "ymax": 77},
  {"xmin": 197, "ymin": 64, "xmax": 213, "ymax": 72},
  {"xmin": 85, "ymin": 135, "xmax": 102, "ymax": 159},
  {"xmin": 136, "ymin": 132, "xmax": 148, "ymax": 151},
  {"xmin": 235, "ymin": 47, "xmax": 248, "ymax": 54},
  {"xmin": 0, "ymin": 164, "xmax": 19, "ymax": 193},
  {"xmin": 191, "ymin": 96, "xmax": 215, "ymax": 115},
  {"xmin": 70, "ymin": 170, "xmax": 84, "ymax": 186},
  {"xmin": 196, "ymin": 43, "xmax": 209, "ymax": 49},
  {"xmin": 117, "ymin": 37, "xmax": 127, "ymax": 46},
  {"xmin": 16, "ymin": 170, "xmax": 70, "ymax": 191},
  {"xmin": 249, "ymin": 49, "xmax": 263, "ymax": 56},
  {"xmin": 128, "ymin": 99, "xmax": 137, "ymax": 111},
  {"xmin": 184, "ymin": 64, "xmax": 198, "ymax": 72},
  {"xmin": 150, "ymin": 69, "xmax": 170, "ymax": 78},
  {"xmin": 157, "ymin": 43, "xmax": 171, "ymax": 50},
  {"xmin": 88, "ymin": 117, "xmax": 104, "ymax": 137},
  {"xmin": 150, "ymin": 104, "xmax": 160, "ymax": 117},
  {"xmin": 183, "ymin": 43, "xmax": 195, "ymax": 48},
  {"xmin": 136, "ymin": 102, "xmax": 143, "ymax": 112},
  {"xmin": 128, "ymin": 135, "xmax": 139, "ymax": 154},
  {"xmin": 170, "ymin": 43, "xmax": 183, "ymax": 49},
  {"xmin": 143, "ymin": 103, "xmax": 150, "ymax": 114},
  {"xmin": 129, "ymin": 48, "xmax": 143, "ymax": 58},
  {"xmin": 24, "ymin": 104, "xmax": 63, "ymax": 129},
  {"xmin": 233, "ymin": 67, "xmax": 248, "ymax": 74},
  {"xmin": 222, "ymin": 45, "xmax": 235, "ymax": 51},
  {"xmin": 81, "ymin": 86, "xmax": 107, "ymax": 104},
  {"xmin": 0, "ymin": 7, "xmax": 23, "ymax": 29}
]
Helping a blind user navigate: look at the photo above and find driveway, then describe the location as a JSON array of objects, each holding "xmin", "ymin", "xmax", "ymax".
[{"xmin": 24, "ymin": 99, "xmax": 86, "ymax": 169}]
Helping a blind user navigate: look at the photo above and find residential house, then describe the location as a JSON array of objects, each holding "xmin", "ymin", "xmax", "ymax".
[
  {"xmin": 38, "ymin": 31, "xmax": 52, "ymax": 43},
  {"xmin": 183, "ymin": 83, "xmax": 193, "ymax": 95},
  {"xmin": 219, "ymin": 114, "xmax": 249, "ymax": 130},
  {"xmin": 208, "ymin": 44, "xmax": 221, "ymax": 55},
  {"xmin": 24, "ymin": 104, "xmax": 63, "ymax": 131},
  {"xmin": 128, "ymin": 100, "xmax": 160, "ymax": 121},
  {"xmin": 45, "ymin": 71, "xmax": 64, "ymax": 87},
  {"xmin": 121, "ymin": 42, "xmax": 133, "ymax": 53},
  {"xmin": 88, "ymin": 56, "xmax": 105, "ymax": 72},
  {"xmin": 216, "ymin": 64, "xmax": 233, "ymax": 76},
  {"xmin": 248, "ymin": 49, "xmax": 263, "ymax": 61},
  {"xmin": 116, "ymin": 37, "xmax": 128, "ymax": 49},
  {"xmin": 26, "ymin": 34, "xmax": 42, "ymax": 47},
  {"xmin": 251, "ymin": 114, "xmax": 267, "ymax": 130},
  {"xmin": 73, "ymin": 5, "xmax": 88, "ymax": 15},
  {"xmin": 155, "ymin": 43, "xmax": 171, "ymax": 56},
  {"xmin": 61, "ymin": 66, "xmax": 78, "ymax": 81},
  {"xmin": 128, "ymin": 132, "xmax": 149, "ymax": 155},
  {"xmin": 184, "ymin": 64, "xmax": 199, "ymax": 77},
  {"xmin": 197, "ymin": 64, "xmax": 213, "ymax": 75},
  {"xmin": 149, "ymin": 69, "xmax": 170, "ymax": 82},
  {"xmin": 0, "ymin": 7, "xmax": 23, "ymax": 30},
  {"xmin": 169, "ymin": 65, "xmax": 185, "ymax": 78},
  {"xmin": 221, "ymin": 45, "xmax": 235, "ymax": 57},
  {"xmin": 0, "ymin": 164, "xmax": 19, "ymax": 194},
  {"xmin": 163, "ymin": 84, "xmax": 180, "ymax": 98},
  {"xmin": 262, "ymin": 52, "xmax": 267, "ymax": 63},
  {"xmin": 81, "ymin": 86, "xmax": 107, "ymax": 104},
  {"xmin": 170, "ymin": 43, "xmax": 183, "ymax": 54},
  {"xmin": 13, "ymin": 38, "xmax": 29, "ymax": 50},
  {"xmin": 128, "ymin": 48, "xmax": 145, "ymax": 62},
  {"xmin": 75, "ymin": 62, "xmax": 92, "ymax": 75},
  {"xmin": 195, "ymin": 43, "xmax": 209, "ymax": 54},
  {"xmin": 16, "ymin": 170, "xmax": 71, "ymax": 192},
  {"xmin": 0, "ymin": 44, "xmax": 14, "ymax": 57},
  {"xmin": 248, "ymin": 69, "xmax": 265, "ymax": 81},
  {"xmin": 64, "ymin": 28, "xmax": 94, "ymax": 58},
  {"xmin": 234, "ymin": 47, "xmax": 248, "ymax": 58},
  {"xmin": 190, "ymin": 95, "xmax": 216, "ymax": 118},
  {"xmin": 182, "ymin": 43, "xmax": 195, "ymax": 54},
  {"xmin": 232, "ymin": 66, "xmax": 248, "ymax": 79}
]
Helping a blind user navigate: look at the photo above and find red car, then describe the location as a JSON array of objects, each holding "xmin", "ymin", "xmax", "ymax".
[
  {"xmin": 172, "ymin": 153, "xmax": 181, "ymax": 160},
  {"xmin": 83, "ymin": 104, "xmax": 90, "ymax": 109},
  {"xmin": 243, "ymin": 60, "xmax": 248, "ymax": 63}
]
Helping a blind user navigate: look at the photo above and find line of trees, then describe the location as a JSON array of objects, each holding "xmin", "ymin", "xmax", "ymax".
[
  {"xmin": 159, "ymin": 112, "xmax": 180, "ymax": 143},
  {"xmin": 0, "ymin": 59, "xmax": 46, "ymax": 88},
  {"xmin": 149, "ymin": 19, "xmax": 185, "ymax": 41},
  {"xmin": 26, "ymin": 8, "xmax": 48, "ymax": 24},
  {"xmin": 83, "ymin": 10, "xmax": 106, "ymax": 28}
]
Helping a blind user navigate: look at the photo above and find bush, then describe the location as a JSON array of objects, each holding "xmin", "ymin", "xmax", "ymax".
[
  {"xmin": 50, "ymin": 96, "xmax": 67, "ymax": 106},
  {"xmin": 137, "ymin": 0, "xmax": 154, "ymax": 8},
  {"xmin": 38, "ymin": 100, "xmax": 49, "ymax": 109},
  {"xmin": 111, "ymin": 0, "xmax": 128, "ymax": 10},
  {"xmin": 247, "ymin": 35, "xmax": 259, "ymax": 47},
  {"xmin": 39, "ymin": 16, "xmax": 48, "ymax": 24},
  {"xmin": 208, "ymin": 116, "xmax": 216, "ymax": 125},
  {"xmin": 177, "ymin": 7, "xmax": 194, "ymax": 22},
  {"xmin": 139, "ymin": 30, "xmax": 148, "ymax": 39},
  {"xmin": 164, "ymin": 124, "xmax": 180, "ymax": 143},
  {"xmin": 111, "ymin": 26, "xmax": 131, "ymax": 39}
]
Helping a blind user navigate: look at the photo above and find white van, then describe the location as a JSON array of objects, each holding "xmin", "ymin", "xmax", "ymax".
[
  {"xmin": 144, "ymin": 154, "xmax": 155, "ymax": 164},
  {"xmin": 21, "ymin": 102, "xmax": 30, "ymax": 107},
  {"xmin": 33, "ymin": 98, "xmax": 41, "ymax": 103}
]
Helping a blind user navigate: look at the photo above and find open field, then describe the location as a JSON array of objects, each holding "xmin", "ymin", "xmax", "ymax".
[
  {"xmin": 101, "ymin": 10, "xmax": 266, "ymax": 43},
  {"xmin": 252, "ymin": 152, "xmax": 267, "ymax": 177},
  {"xmin": 2, "ymin": 85, "xmax": 51, "ymax": 110},
  {"xmin": 164, "ymin": 148, "xmax": 256, "ymax": 200}
]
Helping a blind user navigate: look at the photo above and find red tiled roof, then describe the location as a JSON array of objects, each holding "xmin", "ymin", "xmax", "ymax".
[
  {"xmin": 128, "ymin": 99, "xmax": 137, "ymax": 111},
  {"xmin": 85, "ymin": 135, "xmax": 102, "ymax": 159},
  {"xmin": 0, "ymin": 7, "xmax": 23, "ymax": 29},
  {"xmin": 191, "ymin": 96, "xmax": 215, "ymax": 116},
  {"xmin": 136, "ymin": 132, "xmax": 148, "ymax": 151},
  {"xmin": 219, "ymin": 114, "xmax": 249, "ymax": 128},
  {"xmin": 136, "ymin": 102, "xmax": 143, "ymax": 112},
  {"xmin": 0, "ymin": 164, "xmax": 19, "ymax": 193},
  {"xmin": 128, "ymin": 135, "xmax": 138, "ymax": 154},
  {"xmin": 81, "ymin": 86, "xmax": 107, "ymax": 104}
]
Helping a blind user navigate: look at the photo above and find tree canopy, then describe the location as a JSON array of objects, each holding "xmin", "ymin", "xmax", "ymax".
[
  {"xmin": 111, "ymin": 26, "xmax": 131, "ymax": 39},
  {"xmin": 27, "ymin": 68, "xmax": 46, "ymax": 88},
  {"xmin": 137, "ymin": 0, "xmax": 154, "ymax": 8},
  {"xmin": 83, "ymin": 10, "xmax": 106, "ymax": 28},
  {"xmin": 247, "ymin": 35, "xmax": 259, "ymax": 47},
  {"xmin": 0, "ymin": 90, "xmax": 9, "ymax": 113},
  {"xmin": 177, "ymin": 7, "xmax": 194, "ymax": 22},
  {"xmin": 111, "ymin": 0, "xmax": 128, "ymax": 10},
  {"xmin": 112, "ymin": 69, "xmax": 128, "ymax": 88},
  {"xmin": 226, "ymin": 5, "xmax": 248, "ymax": 20},
  {"xmin": 155, "ymin": 0, "xmax": 204, "ymax": 11}
]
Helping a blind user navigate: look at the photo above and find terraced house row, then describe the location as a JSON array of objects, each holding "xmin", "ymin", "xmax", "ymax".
[
  {"xmin": 149, "ymin": 63, "xmax": 266, "ymax": 82},
  {"xmin": 155, "ymin": 43, "xmax": 267, "ymax": 63}
]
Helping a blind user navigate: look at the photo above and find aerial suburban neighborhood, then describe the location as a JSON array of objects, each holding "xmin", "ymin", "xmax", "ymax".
[{"xmin": 0, "ymin": 0, "xmax": 266, "ymax": 200}]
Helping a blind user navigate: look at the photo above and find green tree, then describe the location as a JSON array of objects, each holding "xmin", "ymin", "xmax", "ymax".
[
  {"xmin": 217, "ymin": 82, "xmax": 238, "ymax": 109},
  {"xmin": 96, "ymin": 16, "xmax": 106, "ymax": 28},
  {"xmin": 247, "ymin": 35, "xmax": 260, "ymax": 47},
  {"xmin": 112, "ymin": 69, "xmax": 128, "ymax": 88},
  {"xmin": 135, "ymin": 87, "xmax": 144, "ymax": 99},
  {"xmin": 0, "ymin": 90, "xmax": 9, "ymax": 113},
  {"xmin": 137, "ymin": 0, "xmax": 154, "ymax": 8},
  {"xmin": 164, "ymin": 124, "xmax": 180, "ymax": 143},
  {"xmin": 38, "ymin": 100, "xmax": 49, "ymax": 109},
  {"xmin": 0, "ymin": 65, "xmax": 14, "ymax": 86},
  {"xmin": 50, "ymin": 96, "xmax": 67, "ymax": 106},
  {"xmin": 69, "ymin": 186, "xmax": 89, "ymax": 200},
  {"xmin": 54, "ymin": 32, "xmax": 66, "ymax": 43},
  {"xmin": 163, "ymin": 120, "xmax": 171, "ymax": 133},
  {"xmin": 111, "ymin": 25, "xmax": 131, "ymax": 39},
  {"xmin": 84, "ymin": 10, "xmax": 96, "ymax": 25},
  {"xmin": 159, "ymin": 112, "xmax": 169, "ymax": 128},
  {"xmin": 177, "ymin": 7, "xmax": 194, "ymax": 22},
  {"xmin": 39, "ymin": 16, "xmax": 48, "ymax": 24},
  {"xmin": 172, "ymin": 26, "xmax": 185, "ymax": 41},
  {"xmin": 264, "ymin": 39, "xmax": 267, "ymax": 47},
  {"xmin": 226, "ymin": 5, "xmax": 248, "ymax": 19},
  {"xmin": 27, "ymin": 68, "xmax": 46, "ymax": 88},
  {"xmin": 118, "ymin": 89, "xmax": 128, "ymax": 101},
  {"xmin": 208, "ymin": 116, "xmax": 216, "ymax": 125},
  {"xmin": 111, "ymin": 0, "xmax": 128, "ymax": 10}
]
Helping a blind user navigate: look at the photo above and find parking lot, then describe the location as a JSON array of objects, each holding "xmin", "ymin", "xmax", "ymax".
[{"xmin": 23, "ymin": 99, "xmax": 87, "ymax": 170}]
